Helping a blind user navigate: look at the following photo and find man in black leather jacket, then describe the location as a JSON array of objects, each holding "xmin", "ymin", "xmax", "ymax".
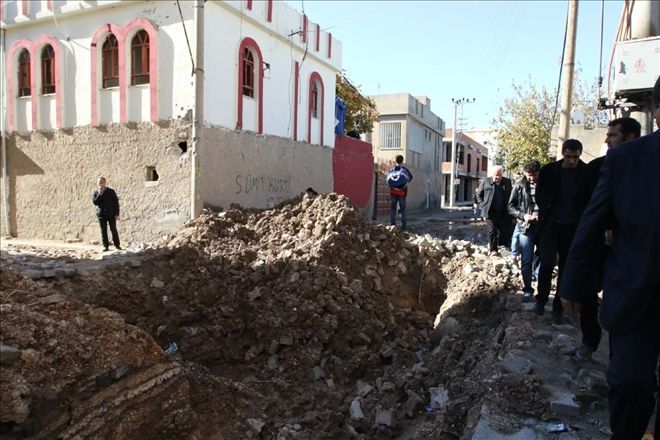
[
  {"xmin": 507, "ymin": 160, "xmax": 541, "ymax": 302},
  {"xmin": 92, "ymin": 176, "xmax": 121, "ymax": 251}
]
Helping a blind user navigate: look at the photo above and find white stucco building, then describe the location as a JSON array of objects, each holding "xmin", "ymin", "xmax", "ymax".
[{"xmin": 0, "ymin": 0, "xmax": 344, "ymax": 242}]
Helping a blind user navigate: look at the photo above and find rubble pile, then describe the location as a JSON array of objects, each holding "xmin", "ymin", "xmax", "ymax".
[{"xmin": 1, "ymin": 194, "xmax": 523, "ymax": 439}]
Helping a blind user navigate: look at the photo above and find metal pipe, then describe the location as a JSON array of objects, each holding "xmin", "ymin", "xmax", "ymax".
[
  {"xmin": 191, "ymin": 0, "xmax": 204, "ymax": 218},
  {"xmin": 1, "ymin": 28, "xmax": 11, "ymax": 236}
]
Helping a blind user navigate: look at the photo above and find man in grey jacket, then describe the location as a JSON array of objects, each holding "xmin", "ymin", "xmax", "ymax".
[{"xmin": 476, "ymin": 165, "xmax": 512, "ymax": 255}]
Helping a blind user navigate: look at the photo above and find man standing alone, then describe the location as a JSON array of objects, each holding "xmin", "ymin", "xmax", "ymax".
[
  {"xmin": 387, "ymin": 155, "xmax": 413, "ymax": 230},
  {"xmin": 476, "ymin": 165, "xmax": 512, "ymax": 256},
  {"xmin": 93, "ymin": 176, "xmax": 121, "ymax": 251}
]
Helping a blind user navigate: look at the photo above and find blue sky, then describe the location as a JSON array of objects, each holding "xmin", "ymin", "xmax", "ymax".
[{"xmin": 285, "ymin": 0, "xmax": 623, "ymax": 130}]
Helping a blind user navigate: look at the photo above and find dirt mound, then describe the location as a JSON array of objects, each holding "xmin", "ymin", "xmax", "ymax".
[{"xmin": 2, "ymin": 193, "xmax": 523, "ymax": 438}]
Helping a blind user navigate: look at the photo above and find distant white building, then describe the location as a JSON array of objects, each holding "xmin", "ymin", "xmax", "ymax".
[{"xmin": 1, "ymin": 0, "xmax": 343, "ymax": 242}]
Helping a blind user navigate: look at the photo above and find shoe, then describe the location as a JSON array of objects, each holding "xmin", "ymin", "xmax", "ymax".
[
  {"xmin": 103, "ymin": 247, "xmax": 110, "ymax": 252},
  {"xmin": 534, "ymin": 301, "xmax": 545, "ymax": 316},
  {"xmin": 522, "ymin": 292, "xmax": 533, "ymax": 303},
  {"xmin": 574, "ymin": 344, "xmax": 595, "ymax": 362},
  {"xmin": 552, "ymin": 310, "xmax": 565, "ymax": 325},
  {"xmin": 115, "ymin": 246, "xmax": 122, "ymax": 250}
]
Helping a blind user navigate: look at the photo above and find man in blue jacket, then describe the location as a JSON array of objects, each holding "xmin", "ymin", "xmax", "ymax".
[{"xmin": 561, "ymin": 75, "xmax": 660, "ymax": 439}]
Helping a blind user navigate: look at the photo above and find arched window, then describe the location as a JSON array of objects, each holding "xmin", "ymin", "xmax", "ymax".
[
  {"xmin": 242, "ymin": 47, "xmax": 255, "ymax": 98},
  {"xmin": 18, "ymin": 49, "xmax": 31, "ymax": 97},
  {"xmin": 102, "ymin": 34, "xmax": 119, "ymax": 88},
  {"xmin": 41, "ymin": 45, "xmax": 56, "ymax": 94},
  {"xmin": 131, "ymin": 30, "xmax": 150, "ymax": 85},
  {"xmin": 310, "ymin": 82, "xmax": 319, "ymax": 118}
]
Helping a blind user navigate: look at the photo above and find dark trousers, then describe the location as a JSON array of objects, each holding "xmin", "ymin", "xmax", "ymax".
[
  {"xmin": 390, "ymin": 195, "xmax": 407, "ymax": 229},
  {"xmin": 536, "ymin": 222, "xmax": 577, "ymax": 313},
  {"xmin": 607, "ymin": 319, "xmax": 660, "ymax": 439},
  {"xmin": 99, "ymin": 216, "xmax": 120, "ymax": 248},
  {"xmin": 580, "ymin": 291, "xmax": 602, "ymax": 350},
  {"xmin": 486, "ymin": 210, "xmax": 509, "ymax": 252}
]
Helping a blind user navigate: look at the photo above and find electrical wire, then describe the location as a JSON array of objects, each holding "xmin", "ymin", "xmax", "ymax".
[
  {"xmin": 176, "ymin": 0, "xmax": 195, "ymax": 75},
  {"xmin": 597, "ymin": 0, "xmax": 605, "ymax": 100}
]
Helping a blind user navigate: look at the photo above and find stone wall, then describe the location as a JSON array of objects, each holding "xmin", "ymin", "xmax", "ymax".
[
  {"xmin": 198, "ymin": 128, "xmax": 333, "ymax": 210},
  {"xmin": 0, "ymin": 122, "xmax": 192, "ymax": 243}
]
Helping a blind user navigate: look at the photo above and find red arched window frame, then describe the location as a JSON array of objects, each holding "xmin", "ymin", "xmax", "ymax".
[
  {"xmin": 18, "ymin": 49, "xmax": 31, "ymax": 97},
  {"xmin": 131, "ymin": 30, "xmax": 150, "ymax": 85},
  {"xmin": 242, "ymin": 47, "xmax": 255, "ymax": 98},
  {"xmin": 102, "ymin": 34, "xmax": 119, "ymax": 88},
  {"xmin": 41, "ymin": 45, "xmax": 56, "ymax": 94}
]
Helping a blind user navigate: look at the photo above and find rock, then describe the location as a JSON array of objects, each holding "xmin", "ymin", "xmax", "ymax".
[
  {"xmin": 501, "ymin": 353, "xmax": 533, "ymax": 375},
  {"xmin": 471, "ymin": 405, "xmax": 536, "ymax": 439},
  {"xmin": 349, "ymin": 399, "xmax": 364, "ymax": 420},
  {"xmin": 63, "ymin": 267, "xmax": 77, "ymax": 277},
  {"xmin": 522, "ymin": 302, "xmax": 536, "ymax": 312},
  {"xmin": 247, "ymin": 287, "xmax": 262, "ymax": 301},
  {"xmin": 550, "ymin": 394, "xmax": 581, "ymax": 416},
  {"xmin": 38, "ymin": 293, "xmax": 67, "ymax": 305},
  {"xmin": 404, "ymin": 391, "xmax": 423, "ymax": 418},
  {"xmin": 549, "ymin": 334, "xmax": 576, "ymax": 355},
  {"xmin": 247, "ymin": 418, "xmax": 265, "ymax": 434},
  {"xmin": 0, "ymin": 345, "xmax": 21, "ymax": 365},
  {"xmin": 428, "ymin": 386, "xmax": 449, "ymax": 410},
  {"xmin": 113, "ymin": 363, "xmax": 131, "ymax": 379},
  {"xmin": 356, "ymin": 380, "xmax": 373, "ymax": 397},
  {"xmin": 312, "ymin": 366, "xmax": 325, "ymax": 380},
  {"xmin": 375, "ymin": 409, "xmax": 394, "ymax": 427},
  {"xmin": 463, "ymin": 264, "xmax": 474, "ymax": 275},
  {"xmin": 379, "ymin": 381, "xmax": 396, "ymax": 392},
  {"xmin": 380, "ymin": 346, "xmax": 394, "ymax": 360},
  {"xmin": 279, "ymin": 336, "xmax": 293, "ymax": 346},
  {"xmin": 150, "ymin": 278, "xmax": 165, "ymax": 288},
  {"xmin": 326, "ymin": 379, "xmax": 335, "ymax": 390},
  {"xmin": 130, "ymin": 260, "xmax": 142, "ymax": 268},
  {"xmin": 267, "ymin": 354, "xmax": 278, "ymax": 370},
  {"xmin": 436, "ymin": 316, "xmax": 460, "ymax": 337},
  {"xmin": 23, "ymin": 269, "xmax": 43, "ymax": 279}
]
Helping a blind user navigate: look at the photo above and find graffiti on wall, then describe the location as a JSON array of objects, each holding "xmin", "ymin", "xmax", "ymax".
[{"xmin": 234, "ymin": 174, "xmax": 291, "ymax": 195}]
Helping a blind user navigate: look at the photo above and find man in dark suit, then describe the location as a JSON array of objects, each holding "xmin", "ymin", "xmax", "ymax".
[
  {"xmin": 535, "ymin": 139, "xmax": 590, "ymax": 324},
  {"xmin": 475, "ymin": 165, "xmax": 513, "ymax": 256},
  {"xmin": 561, "ymin": 75, "xmax": 660, "ymax": 439}
]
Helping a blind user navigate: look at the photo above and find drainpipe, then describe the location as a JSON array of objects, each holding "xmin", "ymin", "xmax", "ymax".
[
  {"xmin": 1, "ymin": 28, "xmax": 11, "ymax": 236},
  {"xmin": 190, "ymin": 0, "xmax": 204, "ymax": 218}
]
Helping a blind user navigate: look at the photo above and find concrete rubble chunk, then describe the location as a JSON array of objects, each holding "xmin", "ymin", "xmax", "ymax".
[
  {"xmin": 247, "ymin": 287, "xmax": 262, "ymax": 301},
  {"xmin": 349, "ymin": 399, "xmax": 364, "ymax": 420},
  {"xmin": 326, "ymin": 379, "xmax": 335, "ymax": 390},
  {"xmin": 550, "ymin": 394, "xmax": 581, "ymax": 416},
  {"xmin": 150, "ymin": 278, "xmax": 165, "ymax": 288},
  {"xmin": 356, "ymin": 380, "xmax": 373, "ymax": 397},
  {"xmin": 428, "ymin": 386, "xmax": 449, "ymax": 410},
  {"xmin": 379, "ymin": 381, "xmax": 396, "ymax": 392},
  {"xmin": 404, "ymin": 391, "xmax": 423, "ymax": 418},
  {"xmin": 0, "ymin": 345, "xmax": 21, "ymax": 365},
  {"xmin": 549, "ymin": 334, "xmax": 576, "ymax": 355},
  {"xmin": 501, "ymin": 353, "xmax": 533, "ymax": 375},
  {"xmin": 312, "ymin": 366, "xmax": 325, "ymax": 380},
  {"xmin": 246, "ymin": 418, "xmax": 265, "ymax": 434},
  {"xmin": 375, "ymin": 409, "xmax": 394, "ymax": 427},
  {"xmin": 38, "ymin": 293, "xmax": 67, "ymax": 305}
]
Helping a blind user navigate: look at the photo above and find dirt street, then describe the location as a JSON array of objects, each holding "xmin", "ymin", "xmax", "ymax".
[{"xmin": 1, "ymin": 197, "xmax": 615, "ymax": 439}]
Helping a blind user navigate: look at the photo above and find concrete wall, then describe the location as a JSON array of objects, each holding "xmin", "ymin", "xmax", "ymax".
[
  {"xmin": 551, "ymin": 125, "xmax": 608, "ymax": 163},
  {"xmin": 198, "ymin": 127, "xmax": 333, "ymax": 210},
  {"xmin": 0, "ymin": 122, "xmax": 191, "ymax": 242}
]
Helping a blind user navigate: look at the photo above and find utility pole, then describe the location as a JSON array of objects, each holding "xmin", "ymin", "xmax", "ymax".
[
  {"xmin": 191, "ymin": 0, "xmax": 205, "ymax": 218},
  {"xmin": 558, "ymin": 0, "xmax": 579, "ymax": 146},
  {"xmin": 449, "ymin": 98, "xmax": 475, "ymax": 208}
]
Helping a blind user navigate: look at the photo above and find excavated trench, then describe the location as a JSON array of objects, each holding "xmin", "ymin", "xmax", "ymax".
[{"xmin": 0, "ymin": 194, "xmax": 531, "ymax": 439}]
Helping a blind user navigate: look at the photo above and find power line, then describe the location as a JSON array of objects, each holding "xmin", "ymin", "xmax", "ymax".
[
  {"xmin": 551, "ymin": 2, "xmax": 570, "ymax": 126},
  {"xmin": 176, "ymin": 0, "xmax": 195, "ymax": 75}
]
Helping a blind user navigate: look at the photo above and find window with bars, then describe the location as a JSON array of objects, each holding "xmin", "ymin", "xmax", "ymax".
[
  {"xmin": 102, "ymin": 34, "xmax": 119, "ymax": 88},
  {"xmin": 379, "ymin": 122, "xmax": 401, "ymax": 149},
  {"xmin": 18, "ymin": 49, "xmax": 31, "ymax": 97},
  {"xmin": 41, "ymin": 45, "xmax": 55, "ymax": 95},
  {"xmin": 242, "ymin": 47, "xmax": 255, "ymax": 98},
  {"xmin": 131, "ymin": 30, "xmax": 150, "ymax": 85},
  {"xmin": 311, "ymin": 82, "xmax": 319, "ymax": 118}
]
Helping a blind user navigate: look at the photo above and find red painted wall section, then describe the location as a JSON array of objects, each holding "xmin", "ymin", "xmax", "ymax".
[{"xmin": 333, "ymin": 135, "xmax": 374, "ymax": 209}]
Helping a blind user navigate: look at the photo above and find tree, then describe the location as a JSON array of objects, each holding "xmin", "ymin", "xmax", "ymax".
[
  {"xmin": 493, "ymin": 70, "xmax": 608, "ymax": 173},
  {"xmin": 335, "ymin": 72, "xmax": 378, "ymax": 136},
  {"xmin": 493, "ymin": 78, "xmax": 556, "ymax": 172}
]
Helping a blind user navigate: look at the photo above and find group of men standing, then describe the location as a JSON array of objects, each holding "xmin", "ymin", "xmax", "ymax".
[{"xmin": 474, "ymin": 75, "xmax": 660, "ymax": 439}]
